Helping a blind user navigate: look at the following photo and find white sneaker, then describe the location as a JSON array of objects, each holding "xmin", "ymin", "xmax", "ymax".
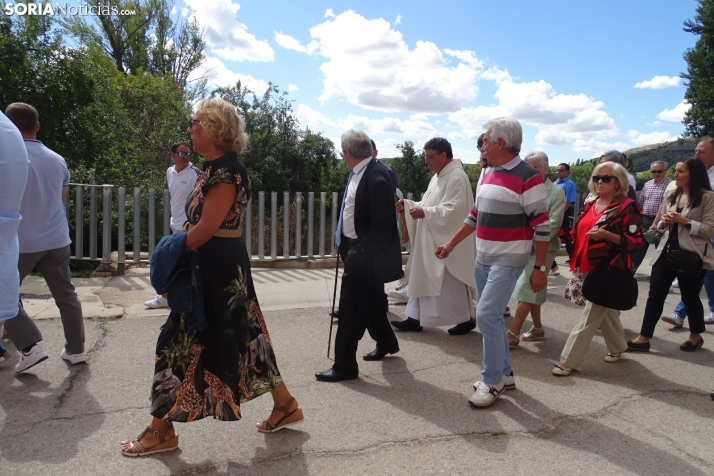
[
  {"xmin": 15, "ymin": 344, "xmax": 49, "ymax": 373},
  {"xmin": 469, "ymin": 380, "xmax": 505, "ymax": 407},
  {"xmin": 144, "ymin": 295, "xmax": 168, "ymax": 308},
  {"xmin": 549, "ymin": 266, "xmax": 560, "ymax": 276},
  {"xmin": 705, "ymin": 312, "xmax": 714, "ymax": 325},
  {"xmin": 61, "ymin": 348, "xmax": 87, "ymax": 364},
  {"xmin": 474, "ymin": 372, "xmax": 515, "ymax": 391},
  {"xmin": 388, "ymin": 286, "xmax": 409, "ymax": 303},
  {"xmin": 661, "ymin": 312, "xmax": 684, "ymax": 328}
]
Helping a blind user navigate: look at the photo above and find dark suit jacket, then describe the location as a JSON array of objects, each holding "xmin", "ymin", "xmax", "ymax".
[{"xmin": 338, "ymin": 159, "xmax": 403, "ymax": 285}]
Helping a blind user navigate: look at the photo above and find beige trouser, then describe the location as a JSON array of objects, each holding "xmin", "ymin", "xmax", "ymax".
[{"xmin": 560, "ymin": 300, "xmax": 628, "ymax": 369}]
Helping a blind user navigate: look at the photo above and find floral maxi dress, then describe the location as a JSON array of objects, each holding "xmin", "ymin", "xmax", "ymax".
[{"xmin": 150, "ymin": 153, "xmax": 282, "ymax": 422}]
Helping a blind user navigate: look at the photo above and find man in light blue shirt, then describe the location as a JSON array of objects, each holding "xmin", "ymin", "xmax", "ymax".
[
  {"xmin": 4, "ymin": 103, "xmax": 85, "ymax": 373},
  {"xmin": 552, "ymin": 162, "xmax": 577, "ymax": 274},
  {"xmin": 0, "ymin": 111, "xmax": 30, "ymax": 363}
]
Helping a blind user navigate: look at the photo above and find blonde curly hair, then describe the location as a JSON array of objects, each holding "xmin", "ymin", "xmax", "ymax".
[{"xmin": 195, "ymin": 99, "xmax": 249, "ymax": 154}]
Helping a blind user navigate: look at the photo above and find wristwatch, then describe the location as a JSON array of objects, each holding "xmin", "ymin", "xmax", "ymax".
[{"xmin": 533, "ymin": 265, "xmax": 546, "ymax": 272}]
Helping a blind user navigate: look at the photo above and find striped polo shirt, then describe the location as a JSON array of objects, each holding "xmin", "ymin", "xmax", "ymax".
[{"xmin": 465, "ymin": 155, "xmax": 550, "ymax": 267}]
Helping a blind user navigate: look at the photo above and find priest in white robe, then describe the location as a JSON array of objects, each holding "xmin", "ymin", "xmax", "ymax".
[{"xmin": 390, "ymin": 137, "xmax": 478, "ymax": 335}]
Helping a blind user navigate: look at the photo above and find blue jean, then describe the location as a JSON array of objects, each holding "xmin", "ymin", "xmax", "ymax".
[
  {"xmin": 672, "ymin": 269, "xmax": 714, "ymax": 318},
  {"xmin": 475, "ymin": 262, "xmax": 524, "ymax": 385}
]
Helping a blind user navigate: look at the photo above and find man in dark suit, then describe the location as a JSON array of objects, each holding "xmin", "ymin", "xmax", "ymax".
[{"xmin": 316, "ymin": 130, "xmax": 403, "ymax": 382}]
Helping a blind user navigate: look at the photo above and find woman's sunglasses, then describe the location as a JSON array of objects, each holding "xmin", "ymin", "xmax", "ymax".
[{"xmin": 591, "ymin": 175, "xmax": 615, "ymax": 184}]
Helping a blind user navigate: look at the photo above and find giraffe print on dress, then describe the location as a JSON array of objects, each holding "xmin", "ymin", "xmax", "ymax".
[
  {"xmin": 165, "ymin": 343, "xmax": 204, "ymax": 422},
  {"xmin": 204, "ymin": 369, "xmax": 242, "ymax": 420}
]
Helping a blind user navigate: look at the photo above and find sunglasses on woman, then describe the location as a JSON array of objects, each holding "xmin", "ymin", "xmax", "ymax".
[{"xmin": 591, "ymin": 175, "xmax": 615, "ymax": 184}]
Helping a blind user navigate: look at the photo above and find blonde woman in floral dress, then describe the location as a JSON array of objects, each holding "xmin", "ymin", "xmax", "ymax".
[{"xmin": 121, "ymin": 99, "xmax": 302, "ymax": 457}]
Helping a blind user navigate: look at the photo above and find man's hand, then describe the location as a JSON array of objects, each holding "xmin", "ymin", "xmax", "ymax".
[
  {"xmin": 435, "ymin": 242, "xmax": 454, "ymax": 259},
  {"xmin": 529, "ymin": 269, "xmax": 547, "ymax": 293},
  {"xmin": 409, "ymin": 206, "xmax": 425, "ymax": 219},
  {"xmin": 395, "ymin": 199, "xmax": 405, "ymax": 213}
]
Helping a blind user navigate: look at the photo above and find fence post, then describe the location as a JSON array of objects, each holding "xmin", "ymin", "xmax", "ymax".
[
  {"xmin": 283, "ymin": 191, "xmax": 290, "ymax": 258},
  {"xmin": 75, "ymin": 185, "xmax": 83, "ymax": 259},
  {"xmin": 258, "ymin": 191, "xmax": 265, "ymax": 259},
  {"xmin": 163, "ymin": 189, "xmax": 170, "ymax": 236},
  {"xmin": 98, "ymin": 185, "xmax": 113, "ymax": 272},
  {"xmin": 117, "ymin": 186, "xmax": 126, "ymax": 274},
  {"xmin": 148, "ymin": 189, "xmax": 156, "ymax": 258},
  {"xmin": 133, "ymin": 187, "xmax": 141, "ymax": 263},
  {"xmin": 295, "ymin": 192, "xmax": 302, "ymax": 258},
  {"xmin": 331, "ymin": 192, "xmax": 338, "ymax": 256},
  {"xmin": 271, "ymin": 191, "xmax": 277, "ymax": 260},
  {"xmin": 319, "ymin": 192, "xmax": 326, "ymax": 257},
  {"xmin": 89, "ymin": 187, "xmax": 98, "ymax": 260},
  {"xmin": 307, "ymin": 192, "xmax": 314, "ymax": 257}
]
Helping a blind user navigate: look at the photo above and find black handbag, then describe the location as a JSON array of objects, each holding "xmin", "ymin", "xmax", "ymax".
[
  {"xmin": 582, "ymin": 260, "xmax": 638, "ymax": 310},
  {"xmin": 665, "ymin": 244, "xmax": 706, "ymax": 277}
]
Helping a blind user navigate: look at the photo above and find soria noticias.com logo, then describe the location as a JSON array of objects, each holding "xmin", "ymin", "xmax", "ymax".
[{"xmin": 3, "ymin": 3, "xmax": 136, "ymax": 16}]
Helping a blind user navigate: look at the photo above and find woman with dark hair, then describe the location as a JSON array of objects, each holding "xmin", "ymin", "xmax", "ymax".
[{"xmin": 629, "ymin": 157, "xmax": 714, "ymax": 352}]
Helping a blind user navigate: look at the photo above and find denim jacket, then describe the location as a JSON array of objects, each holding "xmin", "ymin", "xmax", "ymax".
[{"xmin": 150, "ymin": 232, "xmax": 206, "ymax": 333}]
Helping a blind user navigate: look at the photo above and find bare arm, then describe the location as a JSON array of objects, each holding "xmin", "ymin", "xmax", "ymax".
[
  {"xmin": 185, "ymin": 183, "xmax": 236, "ymax": 252},
  {"xmin": 529, "ymin": 240, "xmax": 548, "ymax": 292},
  {"xmin": 435, "ymin": 223, "xmax": 474, "ymax": 259},
  {"xmin": 62, "ymin": 186, "xmax": 67, "ymax": 204}
]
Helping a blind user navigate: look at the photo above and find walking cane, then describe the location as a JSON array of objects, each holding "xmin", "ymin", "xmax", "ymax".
[{"xmin": 327, "ymin": 253, "xmax": 340, "ymax": 358}]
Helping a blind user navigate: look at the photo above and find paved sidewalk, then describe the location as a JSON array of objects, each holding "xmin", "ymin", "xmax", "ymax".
[{"xmin": 1, "ymin": 246, "xmax": 713, "ymax": 475}]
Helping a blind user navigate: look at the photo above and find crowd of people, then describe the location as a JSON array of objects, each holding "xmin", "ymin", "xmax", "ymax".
[{"xmin": 1, "ymin": 99, "xmax": 713, "ymax": 458}]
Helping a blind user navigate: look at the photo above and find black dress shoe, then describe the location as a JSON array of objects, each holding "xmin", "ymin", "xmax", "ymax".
[
  {"xmin": 626, "ymin": 339, "xmax": 650, "ymax": 352},
  {"xmin": 315, "ymin": 368, "xmax": 358, "ymax": 382},
  {"xmin": 680, "ymin": 337, "xmax": 704, "ymax": 352},
  {"xmin": 363, "ymin": 347, "xmax": 399, "ymax": 361},
  {"xmin": 447, "ymin": 319, "xmax": 476, "ymax": 335},
  {"xmin": 391, "ymin": 317, "xmax": 422, "ymax": 332},
  {"xmin": 330, "ymin": 308, "xmax": 340, "ymax": 319}
]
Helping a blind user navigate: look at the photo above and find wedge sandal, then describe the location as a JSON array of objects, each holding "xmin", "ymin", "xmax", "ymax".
[
  {"xmin": 257, "ymin": 397, "xmax": 304, "ymax": 433},
  {"xmin": 121, "ymin": 426, "xmax": 178, "ymax": 457}
]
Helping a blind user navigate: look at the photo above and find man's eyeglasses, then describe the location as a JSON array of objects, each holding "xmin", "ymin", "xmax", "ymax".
[
  {"xmin": 592, "ymin": 175, "xmax": 615, "ymax": 184},
  {"xmin": 425, "ymin": 152, "xmax": 442, "ymax": 160},
  {"xmin": 650, "ymin": 170, "xmax": 665, "ymax": 174},
  {"xmin": 188, "ymin": 119, "xmax": 202, "ymax": 130},
  {"xmin": 176, "ymin": 151, "xmax": 191, "ymax": 158}
]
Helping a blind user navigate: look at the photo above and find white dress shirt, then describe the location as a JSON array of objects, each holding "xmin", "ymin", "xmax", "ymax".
[{"xmin": 342, "ymin": 158, "xmax": 371, "ymax": 239}]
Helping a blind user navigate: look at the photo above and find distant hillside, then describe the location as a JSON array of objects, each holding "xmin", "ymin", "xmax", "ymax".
[{"xmin": 626, "ymin": 138, "xmax": 697, "ymax": 172}]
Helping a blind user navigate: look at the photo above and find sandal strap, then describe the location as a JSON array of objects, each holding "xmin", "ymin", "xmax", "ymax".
[
  {"xmin": 507, "ymin": 330, "xmax": 520, "ymax": 340},
  {"xmin": 262, "ymin": 397, "xmax": 297, "ymax": 430}
]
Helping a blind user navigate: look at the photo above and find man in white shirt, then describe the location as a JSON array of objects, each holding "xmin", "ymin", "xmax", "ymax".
[
  {"xmin": 144, "ymin": 142, "xmax": 200, "ymax": 308},
  {"xmin": 4, "ymin": 103, "xmax": 85, "ymax": 372},
  {"xmin": 390, "ymin": 137, "xmax": 477, "ymax": 335}
]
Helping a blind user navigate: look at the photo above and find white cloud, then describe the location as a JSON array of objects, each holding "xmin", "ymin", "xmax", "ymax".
[
  {"xmin": 281, "ymin": 10, "xmax": 482, "ymax": 114},
  {"xmin": 324, "ymin": 8, "xmax": 335, "ymax": 18},
  {"xmin": 647, "ymin": 120, "xmax": 663, "ymax": 127},
  {"xmin": 170, "ymin": 6, "xmax": 177, "ymax": 14},
  {"xmin": 572, "ymin": 139, "xmax": 630, "ymax": 156},
  {"xmin": 185, "ymin": 0, "xmax": 274, "ymax": 62},
  {"xmin": 626, "ymin": 130, "xmax": 676, "ymax": 146},
  {"xmin": 452, "ymin": 147, "xmax": 480, "ymax": 164},
  {"xmin": 295, "ymin": 104, "xmax": 336, "ymax": 129},
  {"xmin": 288, "ymin": 84, "xmax": 299, "ymax": 92},
  {"xmin": 188, "ymin": 56, "xmax": 269, "ymax": 92},
  {"xmin": 634, "ymin": 75, "xmax": 681, "ymax": 89},
  {"xmin": 447, "ymin": 74, "xmax": 618, "ymax": 145},
  {"xmin": 181, "ymin": 7, "xmax": 188, "ymax": 16},
  {"xmin": 395, "ymin": 14, "xmax": 401, "ymax": 25},
  {"xmin": 656, "ymin": 100, "xmax": 690, "ymax": 122},
  {"xmin": 295, "ymin": 105, "xmax": 438, "ymax": 138},
  {"xmin": 274, "ymin": 32, "xmax": 319, "ymax": 54}
]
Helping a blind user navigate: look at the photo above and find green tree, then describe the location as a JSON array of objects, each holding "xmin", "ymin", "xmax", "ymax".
[
  {"xmin": 212, "ymin": 82, "xmax": 341, "ymax": 193},
  {"xmin": 390, "ymin": 141, "xmax": 430, "ymax": 197},
  {"xmin": 682, "ymin": 0, "xmax": 714, "ymax": 137}
]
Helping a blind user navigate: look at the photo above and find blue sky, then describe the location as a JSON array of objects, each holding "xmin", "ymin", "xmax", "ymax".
[{"xmin": 106, "ymin": 1, "xmax": 707, "ymax": 163}]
